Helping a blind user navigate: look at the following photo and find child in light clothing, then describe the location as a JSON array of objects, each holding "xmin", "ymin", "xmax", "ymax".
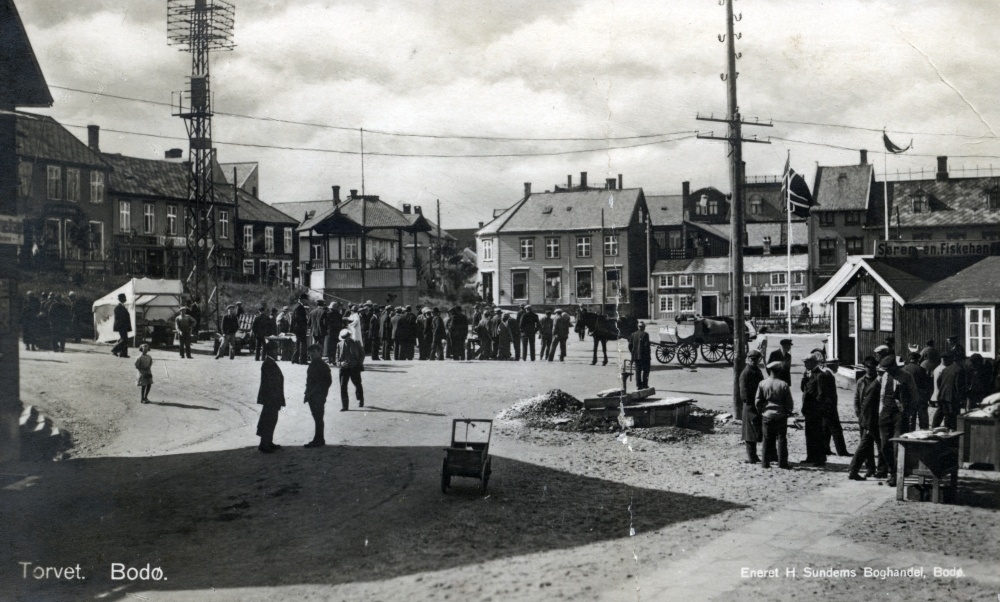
[{"xmin": 135, "ymin": 344, "xmax": 153, "ymax": 403}]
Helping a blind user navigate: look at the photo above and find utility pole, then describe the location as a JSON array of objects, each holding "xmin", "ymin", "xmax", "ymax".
[
  {"xmin": 696, "ymin": 0, "xmax": 771, "ymax": 410},
  {"xmin": 436, "ymin": 199, "xmax": 442, "ymax": 294}
]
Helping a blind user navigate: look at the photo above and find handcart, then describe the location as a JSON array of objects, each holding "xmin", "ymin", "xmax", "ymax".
[
  {"xmin": 654, "ymin": 315, "xmax": 757, "ymax": 367},
  {"xmin": 441, "ymin": 419, "xmax": 493, "ymax": 494}
]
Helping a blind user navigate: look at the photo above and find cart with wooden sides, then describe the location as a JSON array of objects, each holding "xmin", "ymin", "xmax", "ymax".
[
  {"xmin": 441, "ymin": 419, "xmax": 493, "ymax": 494},
  {"xmin": 654, "ymin": 315, "xmax": 757, "ymax": 367}
]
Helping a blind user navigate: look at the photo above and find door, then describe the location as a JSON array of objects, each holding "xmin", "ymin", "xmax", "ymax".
[
  {"xmin": 701, "ymin": 294, "xmax": 718, "ymax": 316},
  {"xmin": 835, "ymin": 299, "xmax": 857, "ymax": 366},
  {"xmin": 481, "ymin": 272, "xmax": 494, "ymax": 303}
]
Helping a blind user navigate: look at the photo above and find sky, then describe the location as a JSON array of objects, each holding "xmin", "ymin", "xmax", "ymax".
[{"xmin": 16, "ymin": 0, "xmax": 1000, "ymax": 228}]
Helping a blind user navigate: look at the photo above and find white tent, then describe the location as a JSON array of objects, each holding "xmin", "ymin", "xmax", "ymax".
[{"xmin": 92, "ymin": 278, "xmax": 184, "ymax": 344}]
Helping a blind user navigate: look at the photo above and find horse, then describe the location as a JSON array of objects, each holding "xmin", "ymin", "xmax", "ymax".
[{"xmin": 574, "ymin": 311, "xmax": 639, "ymax": 365}]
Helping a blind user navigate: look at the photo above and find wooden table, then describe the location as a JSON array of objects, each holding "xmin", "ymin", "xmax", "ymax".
[
  {"xmin": 957, "ymin": 411, "xmax": 1000, "ymax": 471},
  {"xmin": 891, "ymin": 432, "xmax": 963, "ymax": 503}
]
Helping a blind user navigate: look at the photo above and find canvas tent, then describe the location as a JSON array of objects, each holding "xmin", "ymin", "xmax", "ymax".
[{"xmin": 92, "ymin": 278, "xmax": 184, "ymax": 344}]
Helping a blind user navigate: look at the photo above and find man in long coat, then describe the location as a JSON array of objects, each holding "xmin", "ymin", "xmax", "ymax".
[
  {"xmin": 111, "ymin": 293, "xmax": 131, "ymax": 358},
  {"xmin": 519, "ymin": 305, "xmax": 540, "ymax": 361},
  {"xmin": 391, "ymin": 307, "xmax": 405, "ymax": 360},
  {"xmin": 848, "ymin": 356, "xmax": 880, "ymax": 480},
  {"xmin": 379, "ymin": 305, "xmax": 394, "ymax": 360},
  {"xmin": 800, "ymin": 355, "xmax": 827, "ymax": 467},
  {"xmin": 509, "ymin": 305, "xmax": 523, "ymax": 361},
  {"xmin": 290, "ymin": 294, "xmax": 310, "ymax": 364},
  {"xmin": 932, "ymin": 352, "xmax": 966, "ymax": 430},
  {"xmin": 308, "ymin": 299, "xmax": 328, "ymax": 349},
  {"xmin": 430, "ymin": 307, "xmax": 447, "ymax": 360},
  {"xmin": 303, "ymin": 343, "xmax": 332, "ymax": 447},
  {"xmin": 739, "ymin": 349, "xmax": 765, "ymax": 463},
  {"xmin": 368, "ymin": 305, "xmax": 382, "ymax": 361},
  {"xmin": 476, "ymin": 309, "xmax": 493, "ymax": 360},
  {"xmin": 402, "ymin": 306, "xmax": 418, "ymax": 360},
  {"xmin": 448, "ymin": 306, "xmax": 469, "ymax": 360},
  {"xmin": 256, "ymin": 342, "xmax": 285, "ymax": 453},
  {"xmin": 877, "ymin": 355, "xmax": 918, "ymax": 486},
  {"xmin": 538, "ymin": 309, "xmax": 553, "ymax": 361},
  {"xmin": 628, "ymin": 321, "xmax": 652, "ymax": 390},
  {"xmin": 252, "ymin": 303, "xmax": 276, "ymax": 361},
  {"xmin": 549, "ymin": 309, "xmax": 570, "ymax": 361}
]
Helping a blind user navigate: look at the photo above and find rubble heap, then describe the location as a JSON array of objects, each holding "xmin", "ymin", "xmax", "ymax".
[{"xmin": 496, "ymin": 389, "xmax": 583, "ymax": 428}]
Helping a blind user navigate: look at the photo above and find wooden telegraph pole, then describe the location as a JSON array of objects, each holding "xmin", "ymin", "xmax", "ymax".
[{"xmin": 697, "ymin": 0, "xmax": 771, "ymax": 412}]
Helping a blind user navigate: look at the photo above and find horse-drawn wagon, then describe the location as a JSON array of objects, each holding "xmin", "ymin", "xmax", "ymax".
[{"xmin": 654, "ymin": 315, "xmax": 757, "ymax": 366}]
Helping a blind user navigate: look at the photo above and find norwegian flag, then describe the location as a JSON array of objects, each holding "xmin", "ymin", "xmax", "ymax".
[{"xmin": 781, "ymin": 155, "xmax": 815, "ymax": 218}]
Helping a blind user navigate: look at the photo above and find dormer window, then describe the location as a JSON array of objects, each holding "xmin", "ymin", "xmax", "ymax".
[
  {"xmin": 749, "ymin": 195, "xmax": 762, "ymax": 215},
  {"xmin": 910, "ymin": 188, "xmax": 928, "ymax": 213},
  {"xmin": 985, "ymin": 185, "xmax": 1000, "ymax": 210}
]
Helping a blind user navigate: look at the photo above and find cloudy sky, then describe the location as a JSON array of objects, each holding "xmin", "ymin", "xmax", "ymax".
[{"xmin": 17, "ymin": 0, "xmax": 1000, "ymax": 228}]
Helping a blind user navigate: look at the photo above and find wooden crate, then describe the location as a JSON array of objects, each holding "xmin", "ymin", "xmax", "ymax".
[{"xmin": 957, "ymin": 412, "xmax": 1000, "ymax": 471}]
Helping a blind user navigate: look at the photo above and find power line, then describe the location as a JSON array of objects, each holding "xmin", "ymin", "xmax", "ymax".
[
  {"xmin": 771, "ymin": 135, "xmax": 1000, "ymax": 160},
  {"xmin": 772, "ymin": 117, "xmax": 1000, "ymax": 141},
  {"xmin": 52, "ymin": 84, "xmax": 692, "ymax": 143}
]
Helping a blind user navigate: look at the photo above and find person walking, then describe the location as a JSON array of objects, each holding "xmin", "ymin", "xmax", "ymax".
[
  {"xmin": 175, "ymin": 307, "xmax": 196, "ymax": 359},
  {"xmin": 290, "ymin": 293, "xmax": 309, "ymax": 364},
  {"xmin": 628, "ymin": 321, "xmax": 652, "ymax": 390},
  {"xmin": 755, "ymin": 361, "xmax": 794, "ymax": 469},
  {"xmin": 252, "ymin": 304, "xmax": 276, "ymax": 361},
  {"xmin": 519, "ymin": 305, "xmax": 540, "ymax": 361},
  {"xmin": 539, "ymin": 309, "xmax": 553, "ymax": 361},
  {"xmin": 256, "ymin": 341, "xmax": 285, "ymax": 453},
  {"xmin": 767, "ymin": 338, "xmax": 793, "ymax": 386},
  {"xmin": 303, "ymin": 343, "xmax": 332, "ymax": 447},
  {"xmin": 549, "ymin": 309, "xmax": 570, "ymax": 361},
  {"xmin": 848, "ymin": 356, "xmax": 881, "ymax": 480},
  {"xmin": 576, "ymin": 306, "xmax": 589, "ymax": 341},
  {"xmin": 739, "ymin": 349, "xmax": 765, "ymax": 463},
  {"xmin": 337, "ymin": 328, "xmax": 365, "ymax": 410},
  {"xmin": 800, "ymin": 355, "xmax": 827, "ymax": 467},
  {"xmin": 932, "ymin": 352, "xmax": 966, "ymax": 430},
  {"xmin": 111, "ymin": 293, "xmax": 131, "ymax": 358},
  {"xmin": 215, "ymin": 305, "xmax": 239, "ymax": 360},
  {"xmin": 134, "ymin": 344, "xmax": 153, "ymax": 404}
]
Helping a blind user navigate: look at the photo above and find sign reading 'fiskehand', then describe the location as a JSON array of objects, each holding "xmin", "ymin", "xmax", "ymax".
[{"xmin": 875, "ymin": 240, "xmax": 1000, "ymax": 258}]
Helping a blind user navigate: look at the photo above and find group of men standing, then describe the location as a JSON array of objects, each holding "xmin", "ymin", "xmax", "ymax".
[
  {"xmin": 471, "ymin": 303, "xmax": 572, "ymax": 362},
  {"xmin": 21, "ymin": 290, "xmax": 86, "ymax": 352}
]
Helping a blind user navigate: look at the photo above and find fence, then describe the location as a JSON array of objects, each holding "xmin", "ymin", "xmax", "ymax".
[{"xmin": 752, "ymin": 315, "xmax": 830, "ymax": 335}]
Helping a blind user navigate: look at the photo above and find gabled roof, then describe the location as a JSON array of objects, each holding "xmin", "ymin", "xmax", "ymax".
[
  {"xmin": 820, "ymin": 256, "xmax": 981, "ymax": 306},
  {"xmin": 647, "ymin": 194, "xmax": 684, "ymax": 227},
  {"xmin": 297, "ymin": 196, "xmax": 429, "ymax": 234},
  {"xmin": 744, "ymin": 180, "xmax": 789, "ymax": 222},
  {"xmin": 909, "ymin": 257, "xmax": 1000, "ymax": 305},
  {"xmin": 17, "ymin": 113, "xmax": 109, "ymax": 169},
  {"xmin": 271, "ymin": 200, "xmax": 333, "ymax": 225},
  {"xmin": 102, "ymin": 153, "xmax": 188, "ymax": 199},
  {"xmin": 813, "ymin": 164, "xmax": 873, "ymax": 212},
  {"xmin": 219, "ymin": 162, "xmax": 257, "ymax": 189},
  {"xmin": 651, "ymin": 258, "xmax": 693, "ymax": 274},
  {"xmin": 482, "ymin": 188, "xmax": 644, "ymax": 234},
  {"xmin": 0, "ymin": 0, "xmax": 52, "ymax": 107},
  {"xmin": 227, "ymin": 190, "xmax": 297, "ymax": 225},
  {"xmin": 687, "ymin": 220, "xmax": 730, "ymax": 241},
  {"xmin": 403, "ymin": 212, "xmax": 456, "ymax": 241},
  {"xmin": 476, "ymin": 198, "xmax": 527, "ymax": 236},
  {"xmin": 888, "ymin": 176, "xmax": 1000, "ymax": 228}
]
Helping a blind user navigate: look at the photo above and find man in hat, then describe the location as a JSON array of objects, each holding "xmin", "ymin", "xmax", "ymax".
[
  {"xmin": 873, "ymin": 345, "xmax": 891, "ymax": 362},
  {"xmin": 848, "ymin": 356, "xmax": 881, "ymax": 480},
  {"xmin": 379, "ymin": 305, "xmax": 394, "ymax": 360},
  {"xmin": 175, "ymin": 307, "xmax": 196, "ymax": 359},
  {"xmin": 814, "ymin": 351, "xmax": 850, "ymax": 457},
  {"xmin": 919, "ymin": 339, "xmax": 941, "ymax": 372},
  {"xmin": 755, "ymin": 360, "xmax": 794, "ymax": 469},
  {"xmin": 252, "ymin": 303, "xmax": 276, "ymax": 361},
  {"xmin": 488, "ymin": 309, "xmax": 504, "ymax": 360},
  {"xmin": 549, "ymin": 309, "xmax": 570, "ymax": 361},
  {"xmin": 290, "ymin": 293, "xmax": 310, "ymax": 364},
  {"xmin": 932, "ymin": 351, "xmax": 966, "ymax": 430},
  {"xmin": 337, "ymin": 328, "xmax": 365, "ymax": 410},
  {"xmin": 326, "ymin": 301, "xmax": 344, "ymax": 363},
  {"xmin": 876, "ymin": 354, "xmax": 918, "ymax": 486},
  {"xmin": 276, "ymin": 306, "xmax": 290, "ymax": 335},
  {"xmin": 628, "ymin": 321, "xmax": 652, "ymax": 390},
  {"xmin": 368, "ymin": 304, "xmax": 382, "ymax": 361},
  {"xmin": 359, "ymin": 301, "xmax": 374, "ymax": 356},
  {"xmin": 947, "ymin": 335, "xmax": 966, "ymax": 362},
  {"xmin": 256, "ymin": 340, "xmax": 285, "ymax": 453},
  {"xmin": 901, "ymin": 351, "xmax": 931, "ymax": 431},
  {"xmin": 510, "ymin": 304, "xmax": 523, "ymax": 361},
  {"xmin": 538, "ymin": 309, "xmax": 554, "ymax": 361},
  {"xmin": 883, "ymin": 336, "xmax": 896, "ymax": 361},
  {"xmin": 111, "ymin": 292, "xmax": 132, "ymax": 358},
  {"xmin": 449, "ymin": 306, "xmax": 469, "ymax": 360},
  {"xmin": 302, "ymin": 343, "xmax": 332, "ymax": 447},
  {"xmin": 402, "ymin": 305, "xmax": 418, "ymax": 360},
  {"xmin": 476, "ymin": 309, "xmax": 494, "ymax": 360},
  {"xmin": 216, "ymin": 305, "xmax": 239, "ymax": 360},
  {"xmin": 308, "ymin": 299, "xmax": 328, "ymax": 349},
  {"xmin": 391, "ymin": 306, "xmax": 406, "ymax": 360},
  {"xmin": 800, "ymin": 355, "xmax": 828, "ymax": 467},
  {"xmin": 739, "ymin": 349, "xmax": 765, "ymax": 463},
  {"xmin": 767, "ymin": 338, "xmax": 793, "ymax": 385},
  {"xmin": 430, "ymin": 307, "xmax": 447, "ymax": 360},
  {"xmin": 519, "ymin": 305, "xmax": 540, "ymax": 361}
]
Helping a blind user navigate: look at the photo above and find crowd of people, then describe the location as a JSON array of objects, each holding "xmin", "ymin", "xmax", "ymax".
[
  {"xmin": 738, "ymin": 334, "xmax": 996, "ymax": 485},
  {"xmin": 19, "ymin": 290, "xmax": 89, "ymax": 352}
]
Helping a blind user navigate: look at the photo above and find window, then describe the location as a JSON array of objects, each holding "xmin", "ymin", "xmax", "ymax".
[
  {"xmin": 481, "ymin": 239, "xmax": 493, "ymax": 261},
  {"xmin": 818, "ymin": 212, "xmax": 835, "ymax": 227},
  {"xmin": 243, "ymin": 225, "xmax": 254, "ymax": 252},
  {"xmin": 519, "ymin": 238, "xmax": 534, "ymax": 260},
  {"xmin": 770, "ymin": 272, "xmax": 787, "ymax": 286},
  {"xmin": 668, "ymin": 230, "xmax": 682, "ymax": 249},
  {"xmin": 749, "ymin": 195, "xmax": 762, "ymax": 215},
  {"xmin": 705, "ymin": 274, "xmax": 715, "ymax": 287},
  {"xmin": 119, "ymin": 201, "xmax": 131, "ymax": 232},
  {"xmin": 47, "ymin": 166, "xmax": 61, "ymax": 200},
  {"xmin": 219, "ymin": 210, "xmax": 229, "ymax": 239},
  {"xmin": 658, "ymin": 274, "xmax": 676, "ymax": 288},
  {"xmin": 659, "ymin": 295, "xmax": 675, "ymax": 313},
  {"xmin": 544, "ymin": 270, "xmax": 561, "ymax": 300},
  {"xmin": 605, "ymin": 269, "xmax": 621, "ymax": 298},
  {"xmin": 912, "ymin": 231, "xmax": 933, "ymax": 241},
  {"xmin": 987, "ymin": 188, "xmax": 1000, "ymax": 211},
  {"xmin": 265, "ymin": 226, "xmax": 275, "ymax": 253},
  {"xmin": 984, "ymin": 231, "xmax": 1000, "ymax": 242},
  {"xmin": 576, "ymin": 270, "xmax": 593, "ymax": 299},
  {"xmin": 66, "ymin": 168, "xmax": 80, "ymax": 202},
  {"xmin": 310, "ymin": 243, "xmax": 323, "ymax": 261},
  {"xmin": 911, "ymin": 198, "xmax": 926, "ymax": 213},
  {"xmin": 708, "ymin": 199, "xmax": 719, "ymax": 214},
  {"xmin": 772, "ymin": 295, "xmax": 786, "ymax": 313},
  {"xmin": 242, "ymin": 259, "xmax": 255, "ymax": 275},
  {"xmin": 142, "ymin": 204, "xmax": 155, "ymax": 234},
  {"xmin": 967, "ymin": 306, "xmax": 995, "ymax": 358},
  {"xmin": 603, "ymin": 235, "xmax": 618, "ymax": 256},
  {"xmin": 512, "ymin": 271, "xmax": 528, "ymax": 300},
  {"xmin": 576, "ymin": 236, "xmax": 592, "ymax": 258},
  {"xmin": 819, "ymin": 239, "xmax": 837, "ymax": 265},
  {"xmin": 793, "ymin": 272, "xmax": 804, "ymax": 285},
  {"xmin": 545, "ymin": 237, "xmax": 560, "ymax": 259},
  {"xmin": 166, "ymin": 205, "xmax": 178, "ymax": 236},
  {"xmin": 946, "ymin": 232, "xmax": 967, "ymax": 240},
  {"xmin": 18, "ymin": 162, "xmax": 31, "ymax": 196},
  {"xmin": 90, "ymin": 171, "xmax": 104, "ymax": 203},
  {"xmin": 844, "ymin": 211, "xmax": 861, "ymax": 225},
  {"xmin": 344, "ymin": 237, "xmax": 360, "ymax": 260},
  {"xmin": 679, "ymin": 295, "xmax": 694, "ymax": 312},
  {"xmin": 284, "ymin": 228, "xmax": 293, "ymax": 254},
  {"xmin": 744, "ymin": 295, "xmax": 751, "ymax": 314},
  {"xmin": 679, "ymin": 274, "xmax": 694, "ymax": 288},
  {"xmin": 744, "ymin": 273, "xmax": 752, "ymax": 286},
  {"xmin": 879, "ymin": 295, "xmax": 894, "ymax": 332},
  {"xmin": 845, "ymin": 237, "xmax": 864, "ymax": 255},
  {"xmin": 217, "ymin": 255, "xmax": 233, "ymax": 268},
  {"xmin": 88, "ymin": 221, "xmax": 104, "ymax": 260}
]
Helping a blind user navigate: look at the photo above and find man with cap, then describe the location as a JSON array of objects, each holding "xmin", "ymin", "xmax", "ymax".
[
  {"xmin": 739, "ymin": 349, "xmax": 765, "ymax": 463},
  {"xmin": 901, "ymin": 351, "xmax": 932, "ymax": 431},
  {"xmin": 538, "ymin": 309, "xmax": 554, "ymax": 361},
  {"xmin": 302, "ymin": 343, "xmax": 332, "ymax": 447},
  {"xmin": 391, "ymin": 306, "xmax": 406, "ymax": 360},
  {"xmin": 767, "ymin": 338, "xmax": 793, "ymax": 386},
  {"xmin": 549, "ymin": 309, "xmax": 570, "ymax": 361},
  {"xmin": 175, "ymin": 306, "xmax": 196, "ymax": 359},
  {"xmin": 876, "ymin": 354, "xmax": 918, "ymax": 486},
  {"xmin": 476, "ymin": 309, "xmax": 494, "ymax": 360},
  {"xmin": 111, "ymin": 292, "xmax": 132, "ymax": 358},
  {"xmin": 848, "ymin": 356, "xmax": 881, "ymax": 480},
  {"xmin": 290, "ymin": 293, "xmax": 310, "ymax": 364},
  {"xmin": 368, "ymin": 304, "xmax": 382, "ymax": 361},
  {"xmin": 815, "ymin": 351, "xmax": 850, "ymax": 457},
  {"xmin": 628, "ymin": 321, "xmax": 652, "ymax": 390},
  {"xmin": 216, "ymin": 304, "xmax": 240, "ymax": 360},
  {"xmin": 276, "ymin": 306, "xmax": 290, "ymax": 335},
  {"xmin": 252, "ymin": 303, "xmax": 277, "ymax": 361},
  {"xmin": 932, "ymin": 351, "xmax": 966, "ymax": 430},
  {"xmin": 337, "ymin": 328, "xmax": 365, "ymax": 410},
  {"xmin": 255, "ymin": 340, "xmax": 285, "ymax": 453},
  {"xmin": 519, "ymin": 305, "xmax": 540, "ymax": 361},
  {"xmin": 755, "ymin": 359, "xmax": 794, "ymax": 469},
  {"xmin": 919, "ymin": 339, "xmax": 941, "ymax": 372},
  {"xmin": 800, "ymin": 354, "xmax": 828, "ymax": 466},
  {"xmin": 947, "ymin": 335, "xmax": 966, "ymax": 362},
  {"xmin": 510, "ymin": 304, "xmax": 523, "ymax": 361},
  {"xmin": 379, "ymin": 304, "xmax": 394, "ymax": 360},
  {"xmin": 308, "ymin": 299, "xmax": 328, "ymax": 350},
  {"xmin": 430, "ymin": 307, "xmax": 447, "ymax": 360},
  {"xmin": 402, "ymin": 305, "xmax": 418, "ymax": 360}
]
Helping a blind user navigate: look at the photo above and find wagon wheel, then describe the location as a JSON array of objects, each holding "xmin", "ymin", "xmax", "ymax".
[
  {"xmin": 701, "ymin": 343, "xmax": 725, "ymax": 363},
  {"xmin": 480, "ymin": 456, "xmax": 492, "ymax": 494},
  {"xmin": 441, "ymin": 459, "xmax": 451, "ymax": 493},
  {"xmin": 723, "ymin": 342, "xmax": 735, "ymax": 363},
  {"xmin": 655, "ymin": 344, "xmax": 675, "ymax": 364},
  {"xmin": 676, "ymin": 343, "xmax": 698, "ymax": 366}
]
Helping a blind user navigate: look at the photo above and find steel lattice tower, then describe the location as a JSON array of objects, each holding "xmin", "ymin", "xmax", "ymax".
[{"xmin": 168, "ymin": 0, "xmax": 234, "ymax": 330}]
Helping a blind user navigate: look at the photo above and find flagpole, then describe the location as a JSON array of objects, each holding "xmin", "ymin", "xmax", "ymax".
[
  {"xmin": 883, "ymin": 149, "xmax": 889, "ymax": 241},
  {"xmin": 787, "ymin": 151, "xmax": 792, "ymax": 337}
]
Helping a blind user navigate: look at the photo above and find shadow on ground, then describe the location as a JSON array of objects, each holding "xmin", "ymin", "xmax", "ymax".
[{"xmin": 1, "ymin": 445, "xmax": 742, "ymax": 600}]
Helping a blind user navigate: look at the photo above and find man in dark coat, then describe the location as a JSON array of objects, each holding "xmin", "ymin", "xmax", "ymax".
[
  {"xmin": 817, "ymin": 354, "xmax": 850, "ymax": 457},
  {"xmin": 188, "ymin": 297, "xmax": 202, "ymax": 334},
  {"xmin": 326, "ymin": 302, "xmax": 344, "ymax": 363},
  {"xmin": 303, "ymin": 343, "xmax": 332, "ymax": 447},
  {"xmin": 68, "ymin": 291, "xmax": 86, "ymax": 342},
  {"xmin": 175, "ymin": 307, "xmax": 196, "ymax": 359},
  {"xmin": 308, "ymin": 299, "xmax": 328, "ymax": 349},
  {"xmin": 932, "ymin": 352, "xmax": 966, "ymax": 430},
  {"xmin": 800, "ymin": 355, "xmax": 827, "ymax": 467},
  {"xmin": 877, "ymin": 355, "xmax": 918, "ymax": 486},
  {"xmin": 256, "ymin": 341, "xmax": 285, "ymax": 453},
  {"xmin": 947, "ymin": 334, "xmax": 966, "ymax": 363},
  {"xmin": 252, "ymin": 304, "xmax": 276, "ymax": 361},
  {"xmin": 919, "ymin": 339, "xmax": 941, "ymax": 373},
  {"xmin": 216, "ymin": 305, "xmax": 240, "ymax": 359},
  {"xmin": 451, "ymin": 306, "xmax": 469, "ymax": 360},
  {"xmin": 538, "ymin": 309, "xmax": 553, "ymax": 361},
  {"xmin": 901, "ymin": 352, "xmax": 931, "ymax": 431},
  {"xmin": 21, "ymin": 291, "xmax": 39, "ymax": 351},
  {"xmin": 417, "ymin": 307, "xmax": 431, "ymax": 360},
  {"xmin": 359, "ymin": 302, "xmax": 374, "ymax": 355},
  {"xmin": 496, "ymin": 314, "xmax": 513, "ymax": 360},
  {"xmin": 755, "ymin": 360, "xmax": 794, "ymax": 469},
  {"xmin": 402, "ymin": 306, "xmax": 418, "ymax": 360},
  {"xmin": 549, "ymin": 309, "xmax": 570, "ymax": 361},
  {"xmin": 111, "ymin": 293, "xmax": 131, "ymax": 358},
  {"xmin": 379, "ymin": 306, "xmax": 394, "ymax": 360},
  {"xmin": 290, "ymin": 294, "xmax": 309, "ymax": 364},
  {"xmin": 848, "ymin": 356, "xmax": 880, "ymax": 480},
  {"xmin": 391, "ymin": 307, "xmax": 405, "ymax": 360},
  {"xmin": 430, "ymin": 307, "xmax": 447, "ymax": 360},
  {"xmin": 767, "ymin": 338, "xmax": 794, "ymax": 385},
  {"xmin": 488, "ymin": 310, "xmax": 503, "ymax": 360},
  {"xmin": 48, "ymin": 295, "xmax": 70, "ymax": 352},
  {"xmin": 510, "ymin": 305, "xmax": 523, "ymax": 361},
  {"xmin": 337, "ymin": 328, "xmax": 365, "ymax": 410},
  {"xmin": 739, "ymin": 349, "xmax": 765, "ymax": 463},
  {"xmin": 368, "ymin": 305, "xmax": 382, "ymax": 361},
  {"xmin": 519, "ymin": 305, "xmax": 540, "ymax": 361},
  {"xmin": 628, "ymin": 321, "xmax": 652, "ymax": 390},
  {"xmin": 476, "ymin": 309, "xmax": 493, "ymax": 360}
]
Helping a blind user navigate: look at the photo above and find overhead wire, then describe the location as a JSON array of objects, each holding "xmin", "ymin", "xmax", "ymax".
[{"xmin": 771, "ymin": 135, "xmax": 1000, "ymax": 160}]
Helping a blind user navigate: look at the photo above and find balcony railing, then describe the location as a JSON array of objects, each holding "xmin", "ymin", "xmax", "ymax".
[{"xmin": 311, "ymin": 267, "xmax": 417, "ymax": 290}]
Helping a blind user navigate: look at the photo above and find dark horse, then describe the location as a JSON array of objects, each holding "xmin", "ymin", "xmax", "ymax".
[{"xmin": 575, "ymin": 311, "xmax": 639, "ymax": 365}]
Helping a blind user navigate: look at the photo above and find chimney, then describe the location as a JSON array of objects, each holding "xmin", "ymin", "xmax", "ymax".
[
  {"xmin": 567, "ymin": 174, "xmax": 572, "ymax": 188},
  {"xmin": 414, "ymin": 205, "xmax": 422, "ymax": 215},
  {"xmin": 580, "ymin": 171, "xmax": 588, "ymax": 188},
  {"xmin": 859, "ymin": 149, "xmax": 868, "ymax": 165},
  {"xmin": 936, "ymin": 156, "xmax": 949, "ymax": 182},
  {"xmin": 524, "ymin": 182, "xmax": 531, "ymax": 198},
  {"xmin": 606, "ymin": 178, "xmax": 616, "ymax": 190},
  {"xmin": 164, "ymin": 148, "xmax": 183, "ymax": 160},
  {"xmin": 87, "ymin": 125, "xmax": 100, "ymax": 151},
  {"xmin": 402, "ymin": 203, "xmax": 411, "ymax": 214},
  {"xmin": 349, "ymin": 189, "xmax": 358, "ymax": 198},
  {"xmin": 618, "ymin": 173, "xmax": 623, "ymax": 189},
  {"xmin": 478, "ymin": 221, "xmax": 484, "ymax": 229},
  {"xmin": 332, "ymin": 185, "xmax": 341, "ymax": 204},
  {"xmin": 762, "ymin": 236, "xmax": 772, "ymax": 255}
]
